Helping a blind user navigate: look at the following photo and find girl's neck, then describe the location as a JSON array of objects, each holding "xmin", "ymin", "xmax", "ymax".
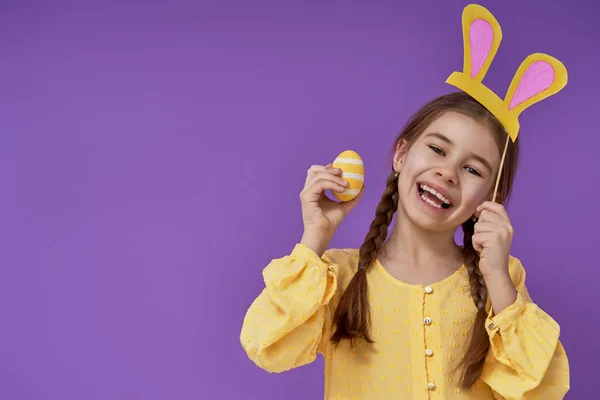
[{"xmin": 381, "ymin": 210, "xmax": 463, "ymax": 270}]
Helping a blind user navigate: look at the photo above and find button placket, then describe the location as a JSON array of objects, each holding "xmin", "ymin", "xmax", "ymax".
[{"xmin": 422, "ymin": 285, "xmax": 435, "ymax": 393}]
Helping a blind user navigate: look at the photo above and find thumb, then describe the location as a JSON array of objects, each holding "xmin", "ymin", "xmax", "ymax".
[{"xmin": 341, "ymin": 185, "xmax": 365, "ymax": 213}]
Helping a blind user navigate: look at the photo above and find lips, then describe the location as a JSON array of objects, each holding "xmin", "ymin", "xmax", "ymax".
[{"xmin": 417, "ymin": 182, "xmax": 454, "ymax": 209}]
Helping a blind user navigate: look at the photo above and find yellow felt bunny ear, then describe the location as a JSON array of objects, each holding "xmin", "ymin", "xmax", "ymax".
[
  {"xmin": 446, "ymin": 4, "xmax": 568, "ymax": 201},
  {"xmin": 501, "ymin": 53, "xmax": 568, "ymax": 140},
  {"xmin": 453, "ymin": 4, "xmax": 502, "ymax": 84}
]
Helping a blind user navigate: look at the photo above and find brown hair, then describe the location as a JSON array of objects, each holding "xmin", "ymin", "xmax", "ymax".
[{"xmin": 330, "ymin": 91, "xmax": 519, "ymax": 389}]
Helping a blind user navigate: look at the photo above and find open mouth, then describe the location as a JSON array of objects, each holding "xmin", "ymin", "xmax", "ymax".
[{"xmin": 417, "ymin": 183, "xmax": 453, "ymax": 209}]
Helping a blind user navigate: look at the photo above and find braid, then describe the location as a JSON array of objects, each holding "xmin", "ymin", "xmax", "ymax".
[
  {"xmin": 463, "ymin": 221, "xmax": 487, "ymax": 312},
  {"xmin": 454, "ymin": 217, "xmax": 490, "ymax": 389},
  {"xmin": 330, "ymin": 171, "xmax": 399, "ymax": 346},
  {"xmin": 358, "ymin": 172, "xmax": 400, "ymax": 269}
]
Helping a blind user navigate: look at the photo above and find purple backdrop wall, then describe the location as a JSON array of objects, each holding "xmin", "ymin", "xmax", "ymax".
[{"xmin": 3, "ymin": 0, "xmax": 598, "ymax": 399}]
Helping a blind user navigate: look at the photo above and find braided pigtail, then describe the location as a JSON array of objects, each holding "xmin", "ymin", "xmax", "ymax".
[
  {"xmin": 454, "ymin": 217, "xmax": 490, "ymax": 389},
  {"xmin": 330, "ymin": 171, "xmax": 399, "ymax": 346}
]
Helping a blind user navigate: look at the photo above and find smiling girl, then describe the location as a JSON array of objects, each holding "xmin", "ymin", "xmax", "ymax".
[{"xmin": 240, "ymin": 92, "xmax": 569, "ymax": 399}]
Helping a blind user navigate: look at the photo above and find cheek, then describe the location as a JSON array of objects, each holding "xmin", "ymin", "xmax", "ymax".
[
  {"xmin": 461, "ymin": 183, "xmax": 490, "ymax": 208},
  {"xmin": 402, "ymin": 152, "xmax": 430, "ymax": 174},
  {"xmin": 398, "ymin": 156, "xmax": 422, "ymax": 184}
]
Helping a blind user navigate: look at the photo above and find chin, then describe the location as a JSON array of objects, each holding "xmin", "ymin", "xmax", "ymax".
[{"xmin": 408, "ymin": 213, "xmax": 457, "ymax": 233}]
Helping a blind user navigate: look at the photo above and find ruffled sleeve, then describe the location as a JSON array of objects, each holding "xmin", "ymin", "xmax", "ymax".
[
  {"xmin": 481, "ymin": 256, "xmax": 570, "ymax": 399},
  {"xmin": 239, "ymin": 244, "xmax": 340, "ymax": 373}
]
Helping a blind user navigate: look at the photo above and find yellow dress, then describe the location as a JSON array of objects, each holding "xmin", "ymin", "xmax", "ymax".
[{"xmin": 240, "ymin": 244, "xmax": 569, "ymax": 399}]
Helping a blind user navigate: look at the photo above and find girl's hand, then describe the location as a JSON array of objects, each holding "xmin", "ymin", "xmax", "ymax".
[
  {"xmin": 472, "ymin": 201, "xmax": 513, "ymax": 279},
  {"xmin": 299, "ymin": 164, "xmax": 364, "ymax": 256}
]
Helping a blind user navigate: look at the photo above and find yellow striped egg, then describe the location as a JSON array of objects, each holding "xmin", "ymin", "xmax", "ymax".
[{"xmin": 331, "ymin": 150, "xmax": 364, "ymax": 202}]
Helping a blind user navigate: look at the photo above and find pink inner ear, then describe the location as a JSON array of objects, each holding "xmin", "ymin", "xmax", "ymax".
[
  {"xmin": 508, "ymin": 61, "xmax": 555, "ymax": 110},
  {"xmin": 469, "ymin": 19, "xmax": 494, "ymax": 78}
]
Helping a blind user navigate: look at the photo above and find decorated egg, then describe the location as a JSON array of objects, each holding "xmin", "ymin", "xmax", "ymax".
[{"xmin": 331, "ymin": 150, "xmax": 364, "ymax": 202}]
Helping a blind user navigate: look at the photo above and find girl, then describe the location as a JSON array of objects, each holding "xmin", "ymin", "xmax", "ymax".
[{"xmin": 240, "ymin": 92, "xmax": 569, "ymax": 399}]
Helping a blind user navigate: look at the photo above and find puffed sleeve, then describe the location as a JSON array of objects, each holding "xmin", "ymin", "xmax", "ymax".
[
  {"xmin": 481, "ymin": 256, "xmax": 570, "ymax": 399},
  {"xmin": 239, "ymin": 243, "xmax": 340, "ymax": 373}
]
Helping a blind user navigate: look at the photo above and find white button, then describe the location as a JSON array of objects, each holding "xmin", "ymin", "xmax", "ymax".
[
  {"xmin": 424, "ymin": 317, "xmax": 432, "ymax": 325},
  {"xmin": 425, "ymin": 349, "xmax": 433, "ymax": 356},
  {"xmin": 428, "ymin": 382, "xmax": 436, "ymax": 390},
  {"xmin": 425, "ymin": 286, "xmax": 433, "ymax": 293}
]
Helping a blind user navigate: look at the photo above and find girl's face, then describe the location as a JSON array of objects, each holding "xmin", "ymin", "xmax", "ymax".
[{"xmin": 393, "ymin": 111, "xmax": 502, "ymax": 233}]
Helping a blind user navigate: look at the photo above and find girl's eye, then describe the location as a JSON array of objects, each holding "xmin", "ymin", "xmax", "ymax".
[
  {"xmin": 429, "ymin": 144, "xmax": 482, "ymax": 177},
  {"xmin": 465, "ymin": 166, "xmax": 482, "ymax": 177},
  {"xmin": 429, "ymin": 145, "xmax": 444, "ymax": 155}
]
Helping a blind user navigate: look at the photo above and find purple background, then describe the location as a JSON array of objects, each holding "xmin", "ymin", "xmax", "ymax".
[{"xmin": 2, "ymin": 0, "xmax": 598, "ymax": 399}]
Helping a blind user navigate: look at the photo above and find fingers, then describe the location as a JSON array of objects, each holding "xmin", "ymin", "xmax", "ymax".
[
  {"xmin": 471, "ymin": 232, "xmax": 492, "ymax": 253},
  {"xmin": 300, "ymin": 180, "xmax": 345, "ymax": 203},
  {"xmin": 304, "ymin": 164, "xmax": 328, "ymax": 185},
  {"xmin": 475, "ymin": 210, "xmax": 505, "ymax": 226},
  {"xmin": 473, "ymin": 220, "xmax": 510, "ymax": 235},
  {"xmin": 341, "ymin": 184, "xmax": 366, "ymax": 212},
  {"xmin": 304, "ymin": 163, "xmax": 347, "ymax": 189},
  {"xmin": 473, "ymin": 219, "xmax": 512, "ymax": 253},
  {"xmin": 306, "ymin": 170, "xmax": 348, "ymax": 190},
  {"xmin": 305, "ymin": 164, "xmax": 341, "ymax": 184},
  {"xmin": 473, "ymin": 221, "xmax": 496, "ymax": 235},
  {"xmin": 476, "ymin": 201, "xmax": 510, "ymax": 222},
  {"xmin": 475, "ymin": 208, "xmax": 513, "ymax": 239},
  {"xmin": 300, "ymin": 172, "xmax": 349, "ymax": 203}
]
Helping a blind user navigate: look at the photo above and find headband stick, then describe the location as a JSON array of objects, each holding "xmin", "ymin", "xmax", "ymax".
[{"xmin": 492, "ymin": 134, "xmax": 510, "ymax": 202}]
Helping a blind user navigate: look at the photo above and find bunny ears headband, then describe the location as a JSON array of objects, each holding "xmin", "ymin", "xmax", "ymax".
[{"xmin": 445, "ymin": 4, "xmax": 568, "ymax": 201}]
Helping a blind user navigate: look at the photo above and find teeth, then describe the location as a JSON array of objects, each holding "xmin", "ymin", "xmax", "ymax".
[
  {"xmin": 420, "ymin": 192, "xmax": 443, "ymax": 208},
  {"xmin": 420, "ymin": 184, "xmax": 451, "ymax": 205}
]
